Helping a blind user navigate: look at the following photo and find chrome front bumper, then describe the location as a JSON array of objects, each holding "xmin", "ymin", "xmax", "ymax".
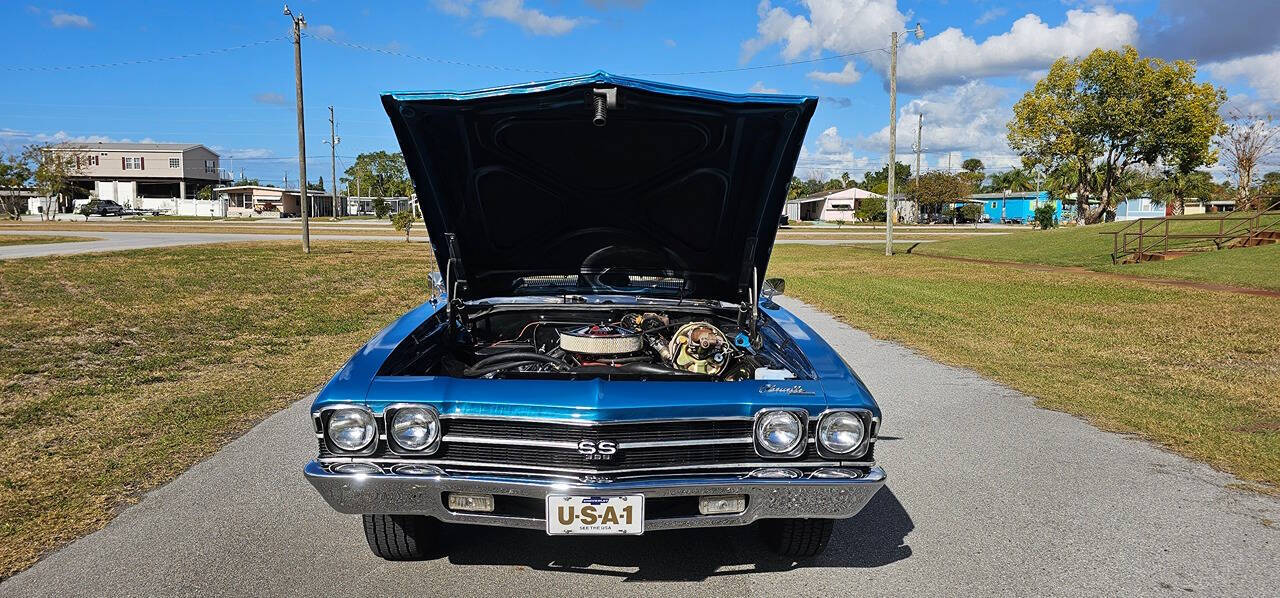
[{"xmin": 304, "ymin": 460, "xmax": 886, "ymax": 530}]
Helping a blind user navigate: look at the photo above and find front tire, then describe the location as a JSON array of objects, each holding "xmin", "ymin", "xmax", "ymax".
[
  {"xmin": 362, "ymin": 514, "xmax": 443, "ymax": 560},
  {"xmin": 759, "ymin": 518, "xmax": 834, "ymax": 558}
]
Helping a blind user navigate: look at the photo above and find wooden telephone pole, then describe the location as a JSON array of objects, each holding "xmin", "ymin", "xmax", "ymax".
[{"xmin": 285, "ymin": 4, "xmax": 310, "ymax": 253}]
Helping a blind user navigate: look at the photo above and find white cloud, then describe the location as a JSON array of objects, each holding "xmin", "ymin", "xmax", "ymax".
[
  {"xmin": 663, "ymin": 38, "xmax": 677, "ymax": 48},
  {"xmin": 749, "ymin": 81, "xmax": 779, "ymax": 94},
  {"xmin": 742, "ymin": 1, "xmax": 1138, "ymax": 92},
  {"xmin": 252, "ymin": 92, "xmax": 288, "ymax": 106},
  {"xmin": 859, "ymin": 81, "xmax": 1022, "ymax": 170},
  {"xmin": 480, "ymin": 0, "xmax": 590, "ymax": 36},
  {"xmin": 974, "ymin": 7, "xmax": 1006, "ymax": 25},
  {"xmin": 794, "ymin": 126, "xmax": 871, "ymax": 180},
  {"xmin": 807, "ymin": 61, "xmax": 861, "ymax": 85},
  {"xmin": 893, "ymin": 8, "xmax": 1137, "ymax": 91},
  {"xmin": 433, "ymin": 0, "xmax": 473, "ymax": 17},
  {"xmin": 50, "ymin": 11, "xmax": 92, "ymax": 28},
  {"xmin": 309, "ymin": 24, "xmax": 337, "ymax": 37},
  {"xmin": 1206, "ymin": 51, "xmax": 1280, "ymax": 107}
]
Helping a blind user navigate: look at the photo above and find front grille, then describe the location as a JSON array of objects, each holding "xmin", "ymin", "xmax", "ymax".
[
  {"xmin": 444, "ymin": 418, "xmax": 748, "ymax": 443},
  {"xmin": 317, "ymin": 415, "xmax": 874, "ymax": 476}
]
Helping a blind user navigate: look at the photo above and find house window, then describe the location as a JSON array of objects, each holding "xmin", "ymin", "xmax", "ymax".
[
  {"xmin": 85, "ymin": 155, "xmax": 99, "ymax": 167},
  {"xmin": 204, "ymin": 160, "xmax": 216, "ymax": 174},
  {"xmin": 991, "ymin": 201, "xmax": 997, "ymax": 208},
  {"xmin": 123, "ymin": 157, "xmax": 143, "ymax": 170},
  {"xmin": 169, "ymin": 158, "xmax": 180, "ymax": 168}
]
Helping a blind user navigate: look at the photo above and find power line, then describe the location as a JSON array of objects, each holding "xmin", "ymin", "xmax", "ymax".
[
  {"xmin": 303, "ymin": 33, "xmax": 571, "ymax": 75},
  {"xmin": 2, "ymin": 37, "xmax": 288, "ymax": 72}
]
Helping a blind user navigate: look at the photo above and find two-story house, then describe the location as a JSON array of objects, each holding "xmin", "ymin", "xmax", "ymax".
[{"xmin": 48, "ymin": 142, "xmax": 229, "ymax": 212}]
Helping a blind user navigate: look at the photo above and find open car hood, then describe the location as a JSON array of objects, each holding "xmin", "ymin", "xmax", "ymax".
[{"xmin": 382, "ymin": 71, "xmax": 817, "ymax": 303}]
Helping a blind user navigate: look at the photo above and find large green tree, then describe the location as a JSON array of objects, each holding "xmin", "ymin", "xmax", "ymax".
[
  {"xmin": 1008, "ymin": 46, "xmax": 1225, "ymax": 223},
  {"xmin": 861, "ymin": 162, "xmax": 911, "ymax": 192},
  {"xmin": 906, "ymin": 171, "xmax": 974, "ymax": 212},
  {"xmin": 341, "ymin": 151, "xmax": 412, "ymax": 198}
]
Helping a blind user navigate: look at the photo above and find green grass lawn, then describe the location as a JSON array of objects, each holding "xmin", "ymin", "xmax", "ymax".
[
  {"xmin": 0, "ymin": 235, "xmax": 97, "ymax": 247},
  {"xmin": 915, "ymin": 215, "xmax": 1280, "ymax": 290},
  {"xmin": 0, "ymin": 241, "xmax": 430, "ymax": 579},
  {"xmin": 770, "ymin": 245, "xmax": 1279, "ymax": 493}
]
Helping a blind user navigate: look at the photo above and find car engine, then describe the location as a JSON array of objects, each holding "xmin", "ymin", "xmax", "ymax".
[{"xmin": 380, "ymin": 307, "xmax": 806, "ymax": 381}]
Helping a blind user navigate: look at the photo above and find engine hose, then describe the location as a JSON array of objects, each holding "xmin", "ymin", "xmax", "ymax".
[
  {"xmin": 596, "ymin": 355, "xmax": 653, "ymax": 364},
  {"xmin": 470, "ymin": 351, "xmax": 568, "ymax": 370},
  {"xmin": 616, "ymin": 362, "xmax": 706, "ymax": 376},
  {"xmin": 463, "ymin": 360, "xmax": 541, "ymax": 377}
]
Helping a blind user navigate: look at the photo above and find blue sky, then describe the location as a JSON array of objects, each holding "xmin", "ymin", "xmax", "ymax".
[{"xmin": 3, "ymin": 1, "xmax": 1279, "ymax": 186}]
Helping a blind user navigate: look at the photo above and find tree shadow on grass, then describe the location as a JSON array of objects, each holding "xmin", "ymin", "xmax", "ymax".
[{"xmin": 440, "ymin": 486, "xmax": 913, "ymax": 582}]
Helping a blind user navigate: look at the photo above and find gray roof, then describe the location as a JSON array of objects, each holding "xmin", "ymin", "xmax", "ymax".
[
  {"xmin": 968, "ymin": 191, "xmax": 1045, "ymax": 200},
  {"xmin": 53, "ymin": 142, "xmax": 215, "ymax": 154}
]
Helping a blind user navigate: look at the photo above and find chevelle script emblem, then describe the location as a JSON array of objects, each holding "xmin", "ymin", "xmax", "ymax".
[{"xmin": 759, "ymin": 384, "xmax": 815, "ymax": 396}]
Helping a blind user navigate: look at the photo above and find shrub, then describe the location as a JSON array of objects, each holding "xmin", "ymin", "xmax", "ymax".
[
  {"xmin": 372, "ymin": 197, "xmax": 390, "ymax": 219},
  {"xmin": 960, "ymin": 204, "xmax": 984, "ymax": 223},
  {"xmin": 1034, "ymin": 203, "xmax": 1058, "ymax": 229},
  {"xmin": 391, "ymin": 210, "xmax": 416, "ymax": 242}
]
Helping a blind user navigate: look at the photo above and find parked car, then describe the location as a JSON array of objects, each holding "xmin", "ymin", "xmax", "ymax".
[
  {"xmin": 779, "ymin": 213, "xmax": 790, "ymax": 226},
  {"xmin": 304, "ymin": 72, "xmax": 886, "ymax": 560},
  {"xmin": 80, "ymin": 199, "xmax": 125, "ymax": 217}
]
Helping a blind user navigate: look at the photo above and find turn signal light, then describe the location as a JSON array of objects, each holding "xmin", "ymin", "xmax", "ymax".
[
  {"xmin": 446, "ymin": 492, "xmax": 495, "ymax": 513},
  {"xmin": 698, "ymin": 494, "xmax": 747, "ymax": 515}
]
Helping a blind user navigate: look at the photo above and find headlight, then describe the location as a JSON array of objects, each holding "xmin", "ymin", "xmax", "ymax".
[
  {"xmin": 327, "ymin": 408, "xmax": 376, "ymax": 452},
  {"xmin": 755, "ymin": 410, "xmax": 804, "ymax": 455},
  {"xmin": 817, "ymin": 411, "xmax": 865, "ymax": 454},
  {"xmin": 390, "ymin": 407, "xmax": 439, "ymax": 452}
]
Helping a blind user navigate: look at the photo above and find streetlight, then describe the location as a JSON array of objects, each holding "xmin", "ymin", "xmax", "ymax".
[{"xmin": 885, "ymin": 22, "xmax": 925, "ymax": 256}]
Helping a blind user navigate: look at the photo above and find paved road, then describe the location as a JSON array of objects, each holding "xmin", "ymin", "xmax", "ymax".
[
  {"xmin": 3, "ymin": 298, "xmax": 1277, "ymax": 597},
  {"xmin": 0, "ymin": 229, "xmax": 927, "ymax": 259},
  {"xmin": 0, "ymin": 229, "xmax": 426, "ymax": 260}
]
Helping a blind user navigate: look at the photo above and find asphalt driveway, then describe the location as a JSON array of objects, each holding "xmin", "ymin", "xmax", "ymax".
[{"xmin": 2, "ymin": 298, "xmax": 1276, "ymax": 597}]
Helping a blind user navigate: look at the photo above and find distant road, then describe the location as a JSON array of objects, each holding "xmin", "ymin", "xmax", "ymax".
[
  {"xmin": 0, "ymin": 230, "xmax": 425, "ymax": 260},
  {"xmin": 0, "ymin": 229, "xmax": 929, "ymax": 259}
]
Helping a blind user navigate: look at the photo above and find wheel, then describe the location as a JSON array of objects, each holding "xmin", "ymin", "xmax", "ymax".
[
  {"xmin": 759, "ymin": 518, "xmax": 834, "ymax": 558},
  {"xmin": 362, "ymin": 514, "xmax": 443, "ymax": 560}
]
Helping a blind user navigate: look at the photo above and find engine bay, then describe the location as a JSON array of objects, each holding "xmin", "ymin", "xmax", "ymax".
[{"xmin": 379, "ymin": 305, "xmax": 811, "ymax": 381}]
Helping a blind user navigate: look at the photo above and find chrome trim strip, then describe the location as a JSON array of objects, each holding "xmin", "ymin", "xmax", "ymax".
[
  {"xmin": 616, "ymin": 437, "xmax": 752, "ymax": 449},
  {"xmin": 316, "ymin": 457, "xmax": 844, "ymax": 476},
  {"xmin": 435, "ymin": 414, "xmax": 753, "ymax": 426},
  {"xmin": 442, "ymin": 435, "xmax": 578, "ymax": 449}
]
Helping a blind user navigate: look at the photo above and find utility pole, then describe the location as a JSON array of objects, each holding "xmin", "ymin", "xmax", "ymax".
[
  {"xmin": 285, "ymin": 4, "xmax": 310, "ymax": 253},
  {"xmin": 885, "ymin": 30, "xmax": 899, "ymax": 256},
  {"xmin": 885, "ymin": 23, "xmax": 924, "ymax": 256},
  {"xmin": 913, "ymin": 113, "xmax": 923, "ymax": 187},
  {"xmin": 326, "ymin": 106, "xmax": 340, "ymax": 218}
]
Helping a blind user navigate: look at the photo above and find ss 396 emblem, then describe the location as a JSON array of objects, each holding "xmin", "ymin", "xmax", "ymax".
[{"xmin": 577, "ymin": 440, "xmax": 618, "ymax": 461}]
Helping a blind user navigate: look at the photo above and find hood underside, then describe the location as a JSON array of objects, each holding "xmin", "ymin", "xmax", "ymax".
[{"xmin": 382, "ymin": 71, "xmax": 817, "ymax": 303}]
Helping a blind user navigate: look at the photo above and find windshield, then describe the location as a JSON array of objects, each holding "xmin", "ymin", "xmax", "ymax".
[{"xmin": 512, "ymin": 272, "xmax": 688, "ymax": 296}]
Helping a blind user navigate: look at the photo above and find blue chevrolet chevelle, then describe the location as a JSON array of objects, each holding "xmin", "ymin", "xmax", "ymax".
[{"xmin": 305, "ymin": 72, "xmax": 886, "ymax": 559}]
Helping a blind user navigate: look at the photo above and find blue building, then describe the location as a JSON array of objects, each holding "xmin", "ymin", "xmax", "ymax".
[{"xmin": 968, "ymin": 191, "xmax": 1062, "ymax": 224}]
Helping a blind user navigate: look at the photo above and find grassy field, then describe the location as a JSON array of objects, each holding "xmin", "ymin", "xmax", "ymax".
[
  {"xmin": 916, "ymin": 217, "xmax": 1280, "ymax": 290},
  {"xmin": 0, "ymin": 235, "xmax": 97, "ymax": 247},
  {"xmin": 0, "ymin": 221, "xmax": 425, "ymax": 237},
  {"xmin": 0, "ymin": 242, "xmax": 430, "ymax": 579},
  {"xmin": 770, "ymin": 245, "xmax": 1280, "ymax": 494}
]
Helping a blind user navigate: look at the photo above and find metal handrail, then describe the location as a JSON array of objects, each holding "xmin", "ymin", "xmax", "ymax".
[{"xmin": 1105, "ymin": 198, "xmax": 1280, "ymax": 263}]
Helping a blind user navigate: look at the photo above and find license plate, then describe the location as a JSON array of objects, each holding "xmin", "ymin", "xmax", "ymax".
[{"xmin": 546, "ymin": 494, "xmax": 644, "ymax": 535}]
